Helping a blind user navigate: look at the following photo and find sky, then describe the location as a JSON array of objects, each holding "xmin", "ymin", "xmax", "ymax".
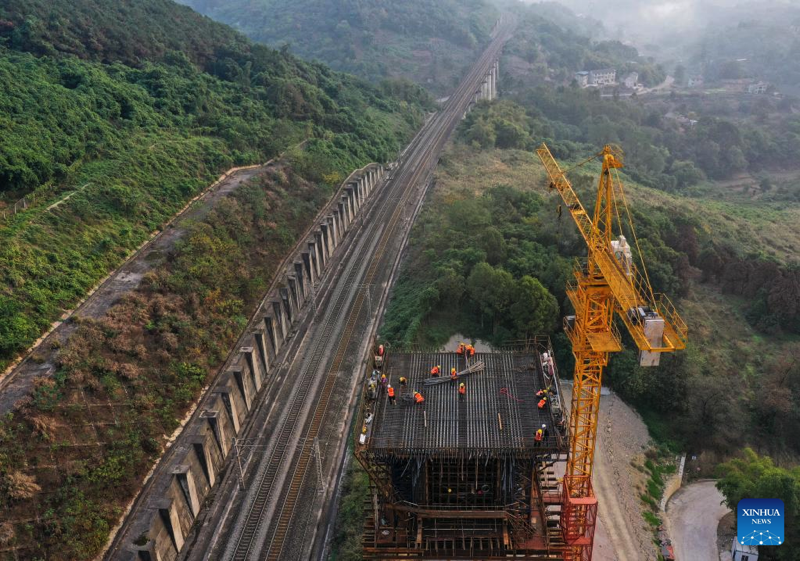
[{"xmin": 526, "ymin": 0, "xmax": 796, "ymax": 48}]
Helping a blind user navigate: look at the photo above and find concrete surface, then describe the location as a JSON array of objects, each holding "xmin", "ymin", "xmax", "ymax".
[{"xmin": 666, "ymin": 480, "xmax": 731, "ymax": 561}]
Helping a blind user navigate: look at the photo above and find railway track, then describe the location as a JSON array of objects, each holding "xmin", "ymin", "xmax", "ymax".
[{"xmin": 219, "ymin": 18, "xmax": 515, "ymax": 561}]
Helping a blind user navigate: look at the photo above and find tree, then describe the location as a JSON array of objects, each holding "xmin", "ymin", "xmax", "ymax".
[
  {"xmin": 510, "ymin": 276, "xmax": 558, "ymax": 338},
  {"xmin": 670, "ymin": 160, "xmax": 705, "ymax": 190},
  {"xmin": 716, "ymin": 449, "xmax": 800, "ymax": 560},
  {"xmin": 466, "ymin": 263, "xmax": 515, "ymax": 332}
]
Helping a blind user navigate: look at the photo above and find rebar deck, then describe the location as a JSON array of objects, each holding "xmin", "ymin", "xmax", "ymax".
[{"xmin": 367, "ymin": 351, "xmax": 565, "ymax": 457}]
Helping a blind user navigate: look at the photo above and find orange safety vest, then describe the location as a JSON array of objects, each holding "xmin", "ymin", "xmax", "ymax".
[
  {"xmin": 387, "ymin": 386, "xmax": 395, "ymax": 397},
  {"xmin": 535, "ymin": 429, "xmax": 543, "ymax": 442},
  {"xmin": 450, "ymin": 368, "xmax": 457, "ymax": 379},
  {"xmin": 458, "ymin": 385, "xmax": 466, "ymax": 395},
  {"xmin": 414, "ymin": 392, "xmax": 425, "ymax": 403},
  {"xmin": 456, "ymin": 344, "xmax": 464, "ymax": 355},
  {"xmin": 469, "ymin": 347, "xmax": 475, "ymax": 357},
  {"xmin": 538, "ymin": 398, "xmax": 547, "ymax": 409},
  {"xmin": 431, "ymin": 366, "xmax": 440, "ymax": 376}
]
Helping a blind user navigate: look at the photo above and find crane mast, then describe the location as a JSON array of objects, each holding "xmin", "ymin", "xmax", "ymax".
[{"xmin": 536, "ymin": 144, "xmax": 687, "ymax": 561}]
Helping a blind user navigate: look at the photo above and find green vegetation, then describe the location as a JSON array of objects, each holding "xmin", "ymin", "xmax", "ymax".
[
  {"xmin": 0, "ymin": 165, "xmax": 335, "ymax": 559},
  {"xmin": 0, "ymin": 0, "xmax": 430, "ymax": 372},
  {"xmin": 380, "ymin": 169, "xmax": 562, "ymax": 347},
  {"xmin": 716, "ymin": 449, "xmax": 800, "ymax": 560},
  {"xmin": 329, "ymin": 457, "xmax": 369, "ymax": 561},
  {"xmin": 177, "ymin": 0, "xmax": 498, "ymax": 94}
]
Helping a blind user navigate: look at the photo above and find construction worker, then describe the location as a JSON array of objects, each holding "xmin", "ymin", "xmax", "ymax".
[
  {"xmin": 450, "ymin": 367, "xmax": 458, "ymax": 381},
  {"xmin": 387, "ymin": 385, "xmax": 396, "ymax": 405},
  {"xmin": 458, "ymin": 382, "xmax": 466, "ymax": 400},
  {"xmin": 538, "ymin": 396, "xmax": 548, "ymax": 410},
  {"xmin": 456, "ymin": 342, "xmax": 465, "ymax": 356},
  {"xmin": 536, "ymin": 386, "xmax": 550, "ymax": 399},
  {"xmin": 380, "ymin": 373, "xmax": 387, "ymax": 386},
  {"xmin": 541, "ymin": 423, "xmax": 548, "ymax": 441},
  {"xmin": 377, "ymin": 344, "xmax": 385, "ymax": 356},
  {"xmin": 414, "ymin": 391, "xmax": 425, "ymax": 404},
  {"xmin": 430, "ymin": 365, "xmax": 440, "ymax": 377},
  {"xmin": 399, "ymin": 376, "xmax": 407, "ymax": 387},
  {"xmin": 466, "ymin": 344, "xmax": 475, "ymax": 357},
  {"xmin": 534, "ymin": 428, "xmax": 543, "ymax": 446}
]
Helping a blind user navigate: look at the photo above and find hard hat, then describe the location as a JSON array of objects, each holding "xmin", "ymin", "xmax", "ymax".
[
  {"xmin": 459, "ymin": 382, "xmax": 465, "ymax": 386},
  {"xmin": 388, "ymin": 385, "xmax": 392, "ymax": 389},
  {"xmin": 542, "ymin": 424, "xmax": 546, "ymax": 428}
]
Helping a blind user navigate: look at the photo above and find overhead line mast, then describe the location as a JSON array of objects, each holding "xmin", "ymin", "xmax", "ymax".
[{"xmin": 536, "ymin": 143, "xmax": 688, "ymax": 561}]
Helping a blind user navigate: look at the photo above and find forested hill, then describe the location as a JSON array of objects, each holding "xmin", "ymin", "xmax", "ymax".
[
  {"xmin": 175, "ymin": 0, "xmax": 498, "ymax": 94},
  {"xmin": 0, "ymin": 0, "xmax": 431, "ymax": 371},
  {"xmin": 0, "ymin": 0, "xmax": 255, "ymax": 68}
]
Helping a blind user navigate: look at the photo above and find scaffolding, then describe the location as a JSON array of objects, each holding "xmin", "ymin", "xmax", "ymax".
[{"xmin": 355, "ymin": 339, "xmax": 569, "ymax": 559}]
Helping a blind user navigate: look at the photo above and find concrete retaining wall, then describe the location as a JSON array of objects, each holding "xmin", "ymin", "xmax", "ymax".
[{"xmin": 117, "ymin": 163, "xmax": 386, "ymax": 560}]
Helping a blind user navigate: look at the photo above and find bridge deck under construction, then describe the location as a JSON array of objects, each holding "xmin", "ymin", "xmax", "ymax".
[{"xmin": 367, "ymin": 351, "xmax": 565, "ymax": 457}]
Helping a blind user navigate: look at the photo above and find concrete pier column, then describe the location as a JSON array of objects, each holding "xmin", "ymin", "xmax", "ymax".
[
  {"xmin": 190, "ymin": 431, "xmax": 221, "ymax": 486},
  {"xmin": 157, "ymin": 499, "xmax": 185, "ymax": 552},
  {"xmin": 357, "ymin": 179, "xmax": 366, "ymax": 204},
  {"xmin": 294, "ymin": 262, "xmax": 307, "ymax": 299},
  {"xmin": 328, "ymin": 215, "xmax": 339, "ymax": 248},
  {"xmin": 172, "ymin": 465, "xmax": 200, "ymax": 516},
  {"xmin": 279, "ymin": 286, "xmax": 294, "ymax": 326},
  {"xmin": 272, "ymin": 300, "xmax": 288, "ymax": 340},
  {"xmin": 320, "ymin": 223, "xmax": 333, "ymax": 257},
  {"xmin": 343, "ymin": 195, "xmax": 353, "ymax": 224},
  {"xmin": 200, "ymin": 409, "xmax": 230, "ymax": 457},
  {"xmin": 315, "ymin": 231, "xmax": 327, "ymax": 266},
  {"xmin": 132, "ymin": 540, "xmax": 160, "ymax": 561},
  {"xmin": 230, "ymin": 366, "xmax": 253, "ymax": 411},
  {"xmin": 264, "ymin": 314, "xmax": 281, "ymax": 355},
  {"xmin": 308, "ymin": 240, "xmax": 321, "ymax": 279},
  {"xmin": 334, "ymin": 208, "xmax": 344, "ymax": 237},
  {"xmin": 253, "ymin": 328, "xmax": 270, "ymax": 375},
  {"xmin": 302, "ymin": 251, "xmax": 316, "ymax": 286},
  {"xmin": 337, "ymin": 202, "xmax": 347, "ymax": 232},
  {"xmin": 287, "ymin": 274, "xmax": 303, "ymax": 311},
  {"xmin": 240, "ymin": 346, "xmax": 263, "ymax": 391},
  {"xmin": 346, "ymin": 185, "xmax": 358, "ymax": 215}
]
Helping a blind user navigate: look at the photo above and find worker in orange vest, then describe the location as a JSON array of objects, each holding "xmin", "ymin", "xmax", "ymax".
[
  {"xmin": 430, "ymin": 365, "xmax": 440, "ymax": 377},
  {"xmin": 458, "ymin": 382, "xmax": 466, "ymax": 400},
  {"xmin": 466, "ymin": 344, "xmax": 475, "ymax": 357},
  {"xmin": 387, "ymin": 385, "xmax": 396, "ymax": 405},
  {"xmin": 450, "ymin": 367, "xmax": 458, "ymax": 381},
  {"xmin": 538, "ymin": 396, "xmax": 547, "ymax": 409},
  {"xmin": 456, "ymin": 342, "xmax": 465, "ymax": 355},
  {"xmin": 534, "ymin": 428, "xmax": 543, "ymax": 446},
  {"xmin": 536, "ymin": 386, "xmax": 551, "ymax": 399},
  {"xmin": 414, "ymin": 391, "xmax": 425, "ymax": 404}
]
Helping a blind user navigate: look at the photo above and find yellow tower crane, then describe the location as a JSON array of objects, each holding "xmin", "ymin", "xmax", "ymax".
[{"xmin": 536, "ymin": 143, "xmax": 688, "ymax": 561}]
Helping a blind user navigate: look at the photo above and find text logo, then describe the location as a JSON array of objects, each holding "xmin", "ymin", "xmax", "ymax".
[{"xmin": 737, "ymin": 498, "xmax": 784, "ymax": 546}]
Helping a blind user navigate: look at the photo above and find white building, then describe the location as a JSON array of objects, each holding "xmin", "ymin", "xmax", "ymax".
[
  {"xmin": 589, "ymin": 68, "xmax": 616, "ymax": 86},
  {"xmin": 748, "ymin": 81, "xmax": 769, "ymax": 94},
  {"xmin": 732, "ymin": 537, "xmax": 758, "ymax": 561},
  {"xmin": 622, "ymin": 72, "xmax": 639, "ymax": 89}
]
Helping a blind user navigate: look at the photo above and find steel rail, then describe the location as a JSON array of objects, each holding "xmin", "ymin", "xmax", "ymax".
[{"xmin": 225, "ymin": 18, "xmax": 515, "ymax": 561}]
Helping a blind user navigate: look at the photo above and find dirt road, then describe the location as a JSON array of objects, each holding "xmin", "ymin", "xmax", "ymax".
[{"xmin": 666, "ymin": 480, "xmax": 730, "ymax": 561}]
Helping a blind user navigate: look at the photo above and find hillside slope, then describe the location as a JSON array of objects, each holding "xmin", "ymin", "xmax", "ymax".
[
  {"xmin": 176, "ymin": 0, "xmax": 498, "ymax": 94},
  {"xmin": 0, "ymin": 0, "xmax": 429, "ymax": 371}
]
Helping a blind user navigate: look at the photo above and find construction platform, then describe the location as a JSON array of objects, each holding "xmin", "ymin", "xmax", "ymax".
[
  {"xmin": 355, "ymin": 342, "xmax": 569, "ymax": 559},
  {"xmin": 368, "ymin": 352, "xmax": 565, "ymax": 456}
]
